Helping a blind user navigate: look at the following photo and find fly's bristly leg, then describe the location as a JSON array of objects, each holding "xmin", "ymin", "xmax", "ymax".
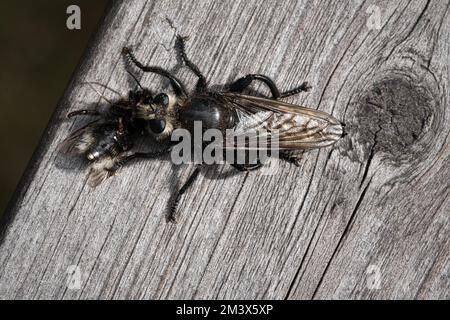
[
  {"xmin": 67, "ymin": 109, "xmax": 101, "ymax": 118},
  {"xmin": 168, "ymin": 165, "xmax": 202, "ymax": 223},
  {"xmin": 122, "ymin": 47, "xmax": 187, "ymax": 97},
  {"xmin": 279, "ymin": 81, "xmax": 312, "ymax": 98},
  {"xmin": 175, "ymin": 35, "xmax": 207, "ymax": 92},
  {"xmin": 228, "ymin": 74, "xmax": 311, "ymax": 99}
]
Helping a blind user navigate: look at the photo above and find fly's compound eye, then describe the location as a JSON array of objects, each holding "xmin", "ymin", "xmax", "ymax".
[
  {"xmin": 154, "ymin": 93, "xmax": 169, "ymax": 107},
  {"xmin": 148, "ymin": 119, "xmax": 166, "ymax": 134}
]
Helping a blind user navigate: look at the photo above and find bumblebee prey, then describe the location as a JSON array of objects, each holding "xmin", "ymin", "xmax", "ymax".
[{"xmin": 61, "ymin": 35, "xmax": 345, "ymax": 222}]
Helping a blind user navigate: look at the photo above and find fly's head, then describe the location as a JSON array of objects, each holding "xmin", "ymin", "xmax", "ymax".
[{"xmin": 132, "ymin": 90, "xmax": 179, "ymax": 139}]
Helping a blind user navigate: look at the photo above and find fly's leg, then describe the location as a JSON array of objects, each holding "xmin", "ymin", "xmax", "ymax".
[
  {"xmin": 122, "ymin": 47, "xmax": 187, "ymax": 97},
  {"xmin": 228, "ymin": 74, "xmax": 281, "ymax": 98},
  {"xmin": 67, "ymin": 110, "xmax": 101, "ymax": 118},
  {"xmin": 228, "ymin": 74, "xmax": 311, "ymax": 99},
  {"xmin": 227, "ymin": 149, "xmax": 263, "ymax": 171},
  {"xmin": 231, "ymin": 163, "xmax": 263, "ymax": 171},
  {"xmin": 175, "ymin": 35, "xmax": 207, "ymax": 92},
  {"xmin": 168, "ymin": 165, "xmax": 202, "ymax": 223},
  {"xmin": 279, "ymin": 82, "xmax": 312, "ymax": 98},
  {"xmin": 280, "ymin": 151, "xmax": 304, "ymax": 167},
  {"xmin": 117, "ymin": 149, "xmax": 170, "ymax": 167}
]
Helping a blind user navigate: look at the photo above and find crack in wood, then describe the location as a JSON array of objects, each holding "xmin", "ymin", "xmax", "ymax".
[{"xmin": 311, "ymin": 177, "xmax": 372, "ymax": 298}]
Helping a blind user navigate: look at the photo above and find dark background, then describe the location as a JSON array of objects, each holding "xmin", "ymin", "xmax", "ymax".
[{"xmin": 0, "ymin": 1, "xmax": 109, "ymax": 215}]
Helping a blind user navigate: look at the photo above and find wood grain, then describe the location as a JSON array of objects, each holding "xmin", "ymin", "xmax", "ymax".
[{"xmin": 0, "ymin": 0, "xmax": 448, "ymax": 299}]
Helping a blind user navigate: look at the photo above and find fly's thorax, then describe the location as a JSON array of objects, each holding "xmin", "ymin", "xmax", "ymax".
[{"xmin": 178, "ymin": 95, "xmax": 238, "ymax": 133}]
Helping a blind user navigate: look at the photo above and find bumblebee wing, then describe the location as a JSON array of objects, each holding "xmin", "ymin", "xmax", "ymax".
[
  {"xmin": 87, "ymin": 152, "xmax": 131, "ymax": 187},
  {"xmin": 87, "ymin": 158, "xmax": 115, "ymax": 187},
  {"xmin": 58, "ymin": 120, "xmax": 101, "ymax": 155},
  {"xmin": 222, "ymin": 93, "xmax": 344, "ymax": 150}
]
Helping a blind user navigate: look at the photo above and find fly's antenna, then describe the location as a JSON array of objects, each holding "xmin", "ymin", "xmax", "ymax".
[
  {"xmin": 84, "ymin": 82, "xmax": 113, "ymax": 105},
  {"xmin": 126, "ymin": 69, "xmax": 145, "ymax": 91},
  {"xmin": 81, "ymin": 82, "xmax": 123, "ymax": 98}
]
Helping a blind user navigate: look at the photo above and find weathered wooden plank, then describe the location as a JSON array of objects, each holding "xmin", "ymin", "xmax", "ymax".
[{"xmin": 0, "ymin": 0, "xmax": 448, "ymax": 299}]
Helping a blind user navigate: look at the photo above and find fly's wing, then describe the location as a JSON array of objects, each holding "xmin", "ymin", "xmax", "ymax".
[{"xmin": 222, "ymin": 93, "xmax": 344, "ymax": 150}]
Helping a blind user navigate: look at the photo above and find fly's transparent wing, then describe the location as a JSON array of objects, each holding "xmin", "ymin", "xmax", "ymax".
[{"xmin": 222, "ymin": 93, "xmax": 344, "ymax": 150}]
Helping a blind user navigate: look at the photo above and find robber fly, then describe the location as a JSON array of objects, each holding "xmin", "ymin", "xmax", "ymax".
[{"xmin": 61, "ymin": 35, "xmax": 345, "ymax": 222}]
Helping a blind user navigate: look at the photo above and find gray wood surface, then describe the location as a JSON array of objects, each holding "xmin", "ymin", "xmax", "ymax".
[{"xmin": 0, "ymin": 0, "xmax": 449, "ymax": 299}]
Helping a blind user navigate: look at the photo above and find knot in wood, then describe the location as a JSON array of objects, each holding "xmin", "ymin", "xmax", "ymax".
[{"xmin": 353, "ymin": 76, "xmax": 436, "ymax": 165}]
